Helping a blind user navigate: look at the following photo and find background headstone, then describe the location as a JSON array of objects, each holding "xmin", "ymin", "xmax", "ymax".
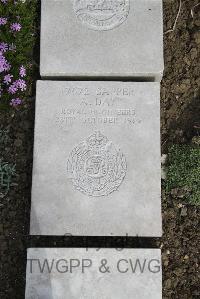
[{"xmin": 40, "ymin": 0, "xmax": 164, "ymax": 81}]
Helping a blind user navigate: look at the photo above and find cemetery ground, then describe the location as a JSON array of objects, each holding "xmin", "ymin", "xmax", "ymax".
[{"xmin": 0, "ymin": 1, "xmax": 199, "ymax": 299}]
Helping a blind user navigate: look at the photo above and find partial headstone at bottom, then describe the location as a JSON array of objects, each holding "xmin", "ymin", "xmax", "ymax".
[{"xmin": 25, "ymin": 248, "xmax": 162, "ymax": 299}]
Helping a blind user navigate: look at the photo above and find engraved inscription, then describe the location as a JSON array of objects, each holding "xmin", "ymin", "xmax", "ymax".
[
  {"xmin": 56, "ymin": 104, "xmax": 141, "ymax": 128},
  {"xmin": 73, "ymin": 0, "xmax": 130, "ymax": 31},
  {"xmin": 55, "ymin": 85, "xmax": 142, "ymax": 129},
  {"xmin": 67, "ymin": 131, "xmax": 127, "ymax": 196}
]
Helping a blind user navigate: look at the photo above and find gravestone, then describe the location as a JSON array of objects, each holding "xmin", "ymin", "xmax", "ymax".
[
  {"xmin": 30, "ymin": 81, "xmax": 161, "ymax": 236},
  {"xmin": 25, "ymin": 248, "xmax": 162, "ymax": 299},
  {"xmin": 40, "ymin": 0, "xmax": 164, "ymax": 81}
]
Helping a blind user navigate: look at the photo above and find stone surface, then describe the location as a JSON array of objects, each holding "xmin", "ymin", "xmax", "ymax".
[
  {"xmin": 30, "ymin": 81, "xmax": 161, "ymax": 236},
  {"xmin": 40, "ymin": 0, "xmax": 164, "ymax": 81},
  {"xmin": 25, "ymin": 248, "xmax": 162, "ymax": 299}
]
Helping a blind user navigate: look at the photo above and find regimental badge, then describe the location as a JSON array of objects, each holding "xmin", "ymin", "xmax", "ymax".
[
  {"xmin": 67, "ymin": 131, "xmax": 127, "ymax": 196},
  {"xmin": 73, "ymin": 0, "xmax": 130, "ymax": 31}
]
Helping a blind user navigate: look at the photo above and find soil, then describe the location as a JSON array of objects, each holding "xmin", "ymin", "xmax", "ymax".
[{"xmin": 0, "ymin": 0, "xmax": 199, "ymax": 298}]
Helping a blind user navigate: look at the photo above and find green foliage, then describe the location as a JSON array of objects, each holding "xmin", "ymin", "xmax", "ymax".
[
  {"xmin": 0, "ymin": 128, "xmax": 9, "ymax": 144},
  {"xmin": 0, "ymin": 158, "xmax": 16, "ymax": 197},
  {"xmin": 166, "ymin": 144, "xmax": 200, "ymax": 205},
  {"xmin": 0, "ymin": 0, "xmax": 37, "ymax": 109}
]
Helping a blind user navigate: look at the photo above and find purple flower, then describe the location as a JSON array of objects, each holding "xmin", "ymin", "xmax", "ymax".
[
  {"xmin": 0, "ymin": 54, "xmax": 6, "ymax": 72},
  {"xmin": 1, "ymin": 0, "xmax": 8, "ymax": 4},
  {"xmin": 16, "ymin": 79, "xmax": 27, "ymax": 91},
  {"xmin": 0, "ymin": 42, "xmax": 8, "ymax": 53},
  {"xmin": 4, "ymin": 74, "xmax": 13, "ymax": 85},
  {"xmin": 10, "ymin": 98, "xmax": 22, "ymax": 107},
  {"xmin": 3, "ymin": 61, "xmax": 11, "ymax": 71},
  {"xmin": 0, "ymin": 53, "xmax": 10, "ymax": 73},
  {"xmin": 19, "ymin": 65, "xmax": 26, "ymax": 77},
  {"xmin": 10, "ymin": 23, "xmax": 22, "ymax": 32},
  {"xmin": 0, "ymin": 53, "xmax": 5, "ymax": 62},
  {"xmin": 8, "ymin": 82, "xmax": 18, "ymax": 94},
  {"xmin": 0, "ymin": 17, "xmax": 7, "ymax": 25}
]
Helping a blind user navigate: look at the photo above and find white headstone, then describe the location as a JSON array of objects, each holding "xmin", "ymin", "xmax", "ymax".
[
  {"xmin": 30, "ymin": 81, "xmax": 161, "ymax": 236},
  {"xmin": 25, "ymin": 248, "xmax": 162, "ymax": 299},
  {"xmin": 40, "ymin": 0, "xmax": 164, "ymax": 81}
]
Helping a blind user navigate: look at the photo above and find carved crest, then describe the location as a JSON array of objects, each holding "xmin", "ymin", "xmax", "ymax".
[
  {"xmin": 67, "ymin": 131, "xmax": 127, "ymax": 196},
  {"xmin": 73, "ymin": 0, "xmax": 130, "ymax": 31}
]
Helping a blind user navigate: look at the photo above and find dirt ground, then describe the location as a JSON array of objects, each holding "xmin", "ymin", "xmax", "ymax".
[
  {"xmin": 0, "ymin": 0, "xmax": 199, "ymax": 298},
  {"xmin": 161, "ymin": 1, "xmax": 200, "ymax": 298}
]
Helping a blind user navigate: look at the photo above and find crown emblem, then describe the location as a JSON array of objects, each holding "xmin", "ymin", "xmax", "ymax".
[{"xmin": 67, "ymin": 131, "xmax": 127, "ymax": 196}]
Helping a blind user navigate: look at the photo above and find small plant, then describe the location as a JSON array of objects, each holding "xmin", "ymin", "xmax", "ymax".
[
  {"xmin": 0, "ymin": 0, "xmax": 37, "ymax": 109},
  {"xmin": 0, "ymin": 128, "xmax": 9, "ymax": 144},
  {"xmin": 0, "ymin": 158, "xmax": 16, "ymax": 197},
  {"xmin": 166, "ymin": 144, "xmax": 200, "ymax": 205}
]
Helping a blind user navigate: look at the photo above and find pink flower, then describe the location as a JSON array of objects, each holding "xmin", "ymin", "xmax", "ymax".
[
  {"xmin": 4, "ymin": 74, "xmax": 13, "ymax": 85},
  {"xmin": 19, "ymin": 65, "xmax": 26, "ymax": 77},
  {"xmin": 10, "ymin": 98, "xmax": 22, "ymax": 107},
  {"xmin": 10, "ymin": 23, "xmax": 22, "ymax": 32},
  {"xmin": 0, "ymin": 17, "xmax": 7, "ymax": 25}
]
